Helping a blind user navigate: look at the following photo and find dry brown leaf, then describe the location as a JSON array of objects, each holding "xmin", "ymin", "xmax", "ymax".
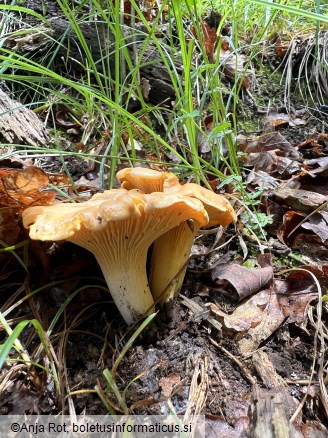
[
  {"xmin": 55, "ymin": 111, "xmax": 80, "ymax": 129},
  {"xmin": 237, "ymin": 290, "xmax": 288, "ymax": 354},
  {"xmin": 191, "ymin": 21, "xmax": 219, "ymax": 59},
  {"xmin": 0, "ymin": 166, "xmax": 56, "ymax": 246},
  {"xmin": 282, "ymin": 266, "xmax": 327, "ymax": 323},
  {"xmin": 209, "ymin": 282, "xmax": 288, "ymax": 354},
  {"xmin": 275, "ymin": 188, "xmax": 328, "ymax": 247},
  {"xmin": 275, "ymin": 41, "xmax": 290, "ymax": 59},
  {"xmin": 201, "ymin": 21, "xmax": 219, "ymax": 57},
  {"xmin": 277, "ymin": 210, "xmax": 305, "ymax": 246},
  {"xmin": 292, "ymin": 233, "xmax": 328, "ymax": 259},
  {"xmin": 274, "ymin": 186, "xmax": 327, "ymax": 213},
  {"xmin": 159, "ymin": 373, "xmax": 181, "ymax": 398},
  {"xmin": 209, "ymin": 264, "xmax": 321, "ymax": 354},
  {"xmin": 301, "ymin": 212, "xmax": 328, "ymax": 243},
  {"xmin": 212, "ymin": 263, "xmax": 273, "ymax": 301},
  {"xmin": 123, "ymin": 0, "xmax": 164, "ymax": 24},
  {"xmin": 219, "ymin": 48, "xmax": 250, "ymax": 89},
  {"xmin": 304, "ymin": 156, "xmax": 328, "ymax": 177},
  {"xmin": 0, "ymin": 166, "xmax": 56, "ymax": 206},
  {"xmin": 298, "ymin": 133, "xmax": 328, "ymax": 153},
  {"xmin": 264, "ymin": 109, "xmax": 306, "ymax": 129},
  {"xmin": 192, "ymin": 22, "xmax": 250, "ymax": 87},
  {"xmin": 210, "ymin": 299, "xmax": 263, "ymax": 336},
  {"xmin": 244, "ymin": 132, "xmax": 300, "ymax": 158},
  {"xmin": 245, "ymin": 150, "xmax": 301, "ymax": 178},
  {"xmin": 277, "ymin": 210, "xmax": 328, "ymax": 253}
]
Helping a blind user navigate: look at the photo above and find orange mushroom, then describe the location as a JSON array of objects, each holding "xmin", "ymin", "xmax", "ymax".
[
  {"xmin": 117, "ymin": 168, "xmax": 236, "ymax": 305},
  {"xmin": 116, "ymin": 167, "xmax": 180, "ymax": 193},
  {"xmin": 149, "ymin": 183, "xmax": 237, "ymax": 304},
  {"xmin": 22, "ymin": 188, "xmax": 209, "ymax": 324}
]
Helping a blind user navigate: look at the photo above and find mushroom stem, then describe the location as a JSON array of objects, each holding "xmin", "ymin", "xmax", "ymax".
[
  {"xmin": 92, "ymin": 243, "xmax": 154, "ymax": 325},
  {"xmin": 149, "ymin": 221, "xmax": 201, "ymax": 305},
  {"xmin": 116, "ymin": 169, "xmax": 237, "ymax": 307},
  {"xmin": 68, "ymin": 225, "xmax": 155, "ymax": 325},
  {"xmin": 96, "ymin": 256, "xmax": 154, "ymax": 325}
]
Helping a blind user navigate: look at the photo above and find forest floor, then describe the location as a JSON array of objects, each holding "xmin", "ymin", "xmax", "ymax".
[{"xmin": 0, "ymin": 9, "xmax": 328, "ymax": 438}]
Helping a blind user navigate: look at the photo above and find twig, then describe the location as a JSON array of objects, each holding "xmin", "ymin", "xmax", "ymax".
[{"xmin": 209, "ymin": 337, "xmax": 256, "ymax": 386}]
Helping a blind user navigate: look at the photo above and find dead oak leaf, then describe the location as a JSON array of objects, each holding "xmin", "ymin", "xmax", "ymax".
[
  {"xmin": 281, "ymin": 266, "xmax": 327, "ymax": 323},
  {"xmin": 264, "ymin": 110, "xmax": 306, "ymax": 130},
  {"xmin": 201, "ymin": 21, "xmax": 219, "ymax": 57},
  {"xmin": 237, "ymin": 285, "xmax": 288, "ymax": 355},
  {"xmin": 298, "ymin": 133, "xmax": 328, "ymax": 154},
  {"xmin": 212, "ymin": 263, "xmax": 273, "ymax": 301},
  {"xmin": 245, "ymin": 150, "xmax": 301, "ymax": 178},
  {"xmin": 0, "ymin": 166, "xmax": 56, "ymax": 246},
  {"xmin": 304, "ymin": 156, "xmax": 328, "ymax": 177},
  {"xmin": 277, "ymin": 210, "xmax": 306, "ymax": 246},
  {"xmin": 210, "ymin": 264, "xmax": 325, "ymax": 354},
  {"xmin": 274, "ymin": 187, "xmax": 327, "ymax": 213},
  {"xmin": 192, "ymin": 21, "xmax": 219, "ymax": 58},
  {"xmin": 209, "ymin": 281, "xmax": 288, "ymax": 354},
  {"xmin": 0, "ymin": 166, "xmax": 56, "ymax": 206},
  {"xmin": 301, "ymin": 212, "xmax": 328, "ymax": 243},
  {"xmin": 244, "ymin": 132, "xmax": 300, "ymax": 158}
]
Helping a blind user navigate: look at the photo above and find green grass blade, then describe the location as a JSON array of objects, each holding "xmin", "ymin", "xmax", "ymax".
[
  {"xmin": 0, "ymin": 319, "xmax": 31, "ymax": 369},
  {"xmin": 249, "ymin": 0, "xmax": 328, "ymax": 23}
]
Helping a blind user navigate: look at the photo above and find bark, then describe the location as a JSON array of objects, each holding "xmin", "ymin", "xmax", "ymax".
[
  {"xmin": 50, "ymin": 18, "xmax": 181, "ymax": 105},
  {"xmin": 251, "ymin": 352, "xmax": 298, "ymax": 437},
  {"xmin": 251, "ymin": 387, "xmax": 302, "ymax": 438},
  {"xmin": 3, "ymin": 10, "xmax": 181, "ymax": 106},
  {"xmin": 0, "ymin": 89, "xmax": 50, "ymax": 147}
]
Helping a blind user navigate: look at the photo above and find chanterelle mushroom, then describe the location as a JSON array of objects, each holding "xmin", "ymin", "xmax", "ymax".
[
  {"xmin": 22, "ymin": 188, "xmax": 209, "ymax": 324},
  {"xmin": 150, "ymin": 183, "xmax": 237, "ymax": 304},
  {"xmin": 116, "ymin": 168, "xmax": 237, "ymax": 305},
  {"xmin": 116, "ymin": 167, "xmax": 180, "ymax": 193}
]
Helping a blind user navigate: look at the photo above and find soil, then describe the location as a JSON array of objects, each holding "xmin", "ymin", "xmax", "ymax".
[{"xmin": 0, "ymin": 239, "xmax": 326, "ymax": 436}]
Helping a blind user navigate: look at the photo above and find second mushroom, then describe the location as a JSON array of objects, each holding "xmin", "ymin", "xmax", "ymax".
[{"xmin": 116, "ymin": 168, "xmax": 237, "ymax": 305}]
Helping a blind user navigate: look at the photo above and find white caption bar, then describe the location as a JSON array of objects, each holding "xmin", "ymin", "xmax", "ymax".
[{"xmin": 0, "ymin": 415, "xmax": 205, "ymax": 437}]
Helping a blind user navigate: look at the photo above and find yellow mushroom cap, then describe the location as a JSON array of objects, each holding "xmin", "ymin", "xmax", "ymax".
[
  {"xmin": 176, "ymin": 183, "xmax": 237, "ymax": 227},
  {"xmin": 22, "ymin": 188, "xmax": 209, "ymax": 239},
  {"xmin": 22, "ymin": 189, "xmax": 143, "ymax": 240},
  {"xmin": 116, "ymin": 167, "xmax": 180, "ymax": 193},
  {"xmin": 116, "ymin": 168, "xmax": 236, "ymax": 228}
]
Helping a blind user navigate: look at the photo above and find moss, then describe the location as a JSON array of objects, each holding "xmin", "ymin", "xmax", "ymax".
[
  {"xmin": 273, "ymin": 253, "xmax": 303, "ymax": 269},
  {"xmin": 238, "ymin": 115, "xmax": 261, "ymax": 134},
  {"xmin": 242, "ymin": 259, "xmax": 256, "ymax": 268}
]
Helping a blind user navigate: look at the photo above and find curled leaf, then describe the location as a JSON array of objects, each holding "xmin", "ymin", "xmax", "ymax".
[
  {"xmin": 212, "ymin": 263, "xmax": 273, "ymax": 301},
  {"xmin": 0, "ymin": 166, "xmax": 56, "ymax": 206}
]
